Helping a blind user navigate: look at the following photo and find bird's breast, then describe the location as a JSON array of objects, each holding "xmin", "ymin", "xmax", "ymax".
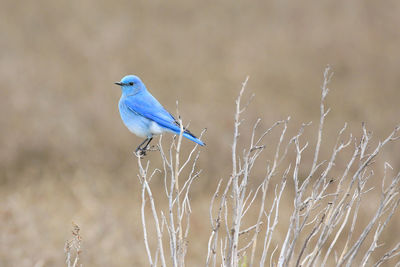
[{"xmin": 119, "ymin": 99, "xmax": 151, "ymax": 138}]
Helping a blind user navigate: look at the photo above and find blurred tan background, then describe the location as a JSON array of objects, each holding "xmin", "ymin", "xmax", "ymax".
[{"xmin": 1, "ymin": 0, "xmax": 399, "ymax": 266}]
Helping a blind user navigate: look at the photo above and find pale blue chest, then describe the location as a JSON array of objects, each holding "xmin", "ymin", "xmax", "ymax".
[{"xmin": 118, "ymin": 98, "xmax": 152, "ymax": 138}]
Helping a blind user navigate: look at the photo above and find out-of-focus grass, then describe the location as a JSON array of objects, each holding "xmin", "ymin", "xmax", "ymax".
[{"xmin": 1, "ymin": 0, "xmax": 399, "ymax": 266}]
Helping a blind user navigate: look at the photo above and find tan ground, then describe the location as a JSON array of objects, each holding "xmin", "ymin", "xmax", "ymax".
[{"xmin": 1, "ymin": 0, "xmax": 400, "ymax": 266}]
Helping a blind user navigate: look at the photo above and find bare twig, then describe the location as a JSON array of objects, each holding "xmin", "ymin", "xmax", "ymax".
[{"xmin": 64, "ymin": 223, "xmax": 82, "ymax": 267}]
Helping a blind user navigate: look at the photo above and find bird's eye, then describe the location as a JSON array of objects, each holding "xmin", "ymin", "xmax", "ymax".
[{"xmin": 129, "ymin": 82, "xmax": 134, "ymax": 85}]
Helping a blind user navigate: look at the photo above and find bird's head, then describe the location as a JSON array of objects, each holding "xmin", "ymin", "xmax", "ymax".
[{"xmin": 114, "ymin": 75, "xmax": 146, "ymax": 95}]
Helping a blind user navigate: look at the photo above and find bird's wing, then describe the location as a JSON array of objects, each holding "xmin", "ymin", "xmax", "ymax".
[
  {"xmin": 123, "ymin": 93, "xmax": 182, "ymax": 133},
  {"xmin": 123, "ymin": 92, "xmax": 205, "ymax": 146}
]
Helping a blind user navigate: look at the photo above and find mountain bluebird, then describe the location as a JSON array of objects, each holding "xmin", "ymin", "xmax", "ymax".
[{"xmin": 115, "ymin": 75, "xmax": 205, "ymax": 156}]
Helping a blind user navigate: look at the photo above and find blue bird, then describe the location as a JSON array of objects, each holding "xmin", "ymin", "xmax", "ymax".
[{"xmin": 115, "ymin": 75, "xmax": 205, "ymax": 155}]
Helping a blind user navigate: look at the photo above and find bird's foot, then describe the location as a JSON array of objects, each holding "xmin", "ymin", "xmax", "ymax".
[
  {"xmin": 134, "ymin": 145, "xmax": 159, "ymax": 158},
  {"xmin": 134, "ymin": 148, "xmax": 147, "ymax": 158}
]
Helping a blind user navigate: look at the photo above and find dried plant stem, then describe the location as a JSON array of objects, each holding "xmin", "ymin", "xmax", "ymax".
[
  {"xmin": 206, "ymin": 68, "xmax": 400, "ymax": 267},
  {"xmin": 138, "ymin": 158, "xmax": 167, "ymax": 267},
  {"xmin": 136, "ymin": 106, "xmax": 203, "ymax": 267},
  {"xmin": 131, "ymin": 67, "xmax": 400, "ymax": 267},
  {"xmin": 64, "ymin": 223, "xmax": 82, "ymax": 267}
]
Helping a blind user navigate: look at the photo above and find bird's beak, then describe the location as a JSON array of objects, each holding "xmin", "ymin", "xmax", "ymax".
[{"xmin": 114, "ymin": 82, "xmax": 123, "ymax": 86}]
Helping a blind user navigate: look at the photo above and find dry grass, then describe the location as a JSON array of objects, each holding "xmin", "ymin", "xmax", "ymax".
[{"xmin": 1, "ymin": 0, "xmax": 400, "ymax": 266}]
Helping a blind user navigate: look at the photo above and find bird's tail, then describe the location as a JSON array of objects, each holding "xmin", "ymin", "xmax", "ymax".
[
  {"xmin": 182, "ymin": 130, "xmax": 205, "ymax": 146},
  {"xmin": 171, "ymin": 120, "xmax": 205, "ymax": 146}
]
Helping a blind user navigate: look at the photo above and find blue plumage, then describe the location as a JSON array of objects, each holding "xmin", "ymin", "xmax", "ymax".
[{"xmin": 115, "ymin": 75, "xmax": 205, "ymax": 155}]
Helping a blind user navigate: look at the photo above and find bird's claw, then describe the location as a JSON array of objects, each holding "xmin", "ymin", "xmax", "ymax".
[
  {"xmin": 134, "ymin": 148, "xmax": 147, "ymax": 158},
  {"xmin": 134, "ymin": 145, "xmax": 159, "ymax": 158}
]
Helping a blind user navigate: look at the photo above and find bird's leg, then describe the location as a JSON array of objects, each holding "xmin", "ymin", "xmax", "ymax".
[
  {"xmin": 142, "ymin": 137, "xmax": 153, "ymax": 151},
  {"xmin": 135, "ymin": 138, "xmax": 150, "ymax": 153},
  {"xmin": 135, "ymin": 137, "xmax": 154, "ymax": 157}
]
